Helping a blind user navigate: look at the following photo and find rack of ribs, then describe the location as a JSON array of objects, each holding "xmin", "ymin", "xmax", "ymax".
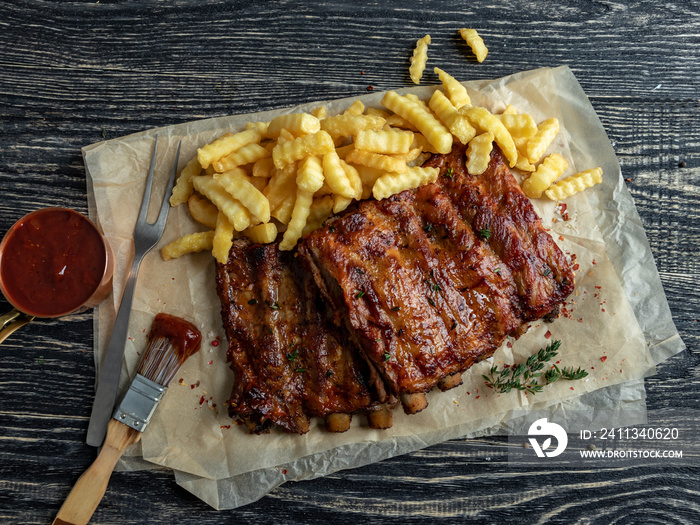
[
  {"xmin": 299, "ymin": 144, "xmax": 574, "ymax": 414},
  {"xmin": 216, "ymin": 238, "xmax": 394, "ymax": 434}
]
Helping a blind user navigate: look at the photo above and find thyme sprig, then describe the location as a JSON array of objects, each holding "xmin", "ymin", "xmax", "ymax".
[{"xmin": 482, "ymin": 340, "xmax": 588, "ymax": 394}]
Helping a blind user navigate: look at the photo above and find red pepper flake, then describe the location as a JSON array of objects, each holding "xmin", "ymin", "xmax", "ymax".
[
  {"xmin": 592, "ymin": 259, "xmax": 597, "ymax": 265},
  {"xmin": 220, "ymin": 425, "xmax": 231, "ymax": 430},
  {"xmin": 208, "ymin": 360, "xmax": 214, "ymax": 365},
  {"xmin": 199, "ymin": 395, "xmax": 206, "ymax": 406},
  {"xmin": 570, "ymin": 387, "xmax": 575, "ymax": 390},
  {"xmin": 601, "ymin": 308, "xmax": 606, "ymax": 312},
  {"xmin": 595, "ymin": 286, "xmax": 602, "ymax": 289},
  {"xmin": 282, "ymin": 469, "xmax": 288, "ymax": 475},
  {"xmin": 558, "ymin": 235, "xmax": 565, "ymax": 241},
  {"xmin": 475, "ymin": 396, "xmax": 480, "ymax": 399},
  {"xmin": 507, "ymin": 341, "xmax": 513, "ymax": 348},
  {"xmin": 600, "ymin": 356, "xmax": 607, "ymax": 363},
  {"xmin": 366, "ymin": 85, "xmax": 374, "ymax": 91},
  {"xmin": 178, "ymin": 378, "xmax": 185, "ymax": 386},
  {"xmin": 572, "ymin": 263, "xmax": 580, "ymax": 271},
  {"xmin": 211, "ymin": 338, "xmax": 220, "ymax": 347},
  {"xmin": 544, "ymin": 330, "xmax": 552, "ymax": 339}
]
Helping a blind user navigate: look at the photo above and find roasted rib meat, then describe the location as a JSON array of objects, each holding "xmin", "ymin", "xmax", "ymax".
[
  {"xmin": 216, "ymin": 238, "xmax": 389, "ymax": 434},
  {"xmin": 299, "ymin": 144, "xmax": 574, "ymax": 405}
]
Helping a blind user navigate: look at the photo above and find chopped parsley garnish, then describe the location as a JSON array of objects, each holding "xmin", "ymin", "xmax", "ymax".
[
  {"xmin": 355, "ymin": 290, "xmax": 366, "ymax": 299},
  {"xmin": 383, "ymin": 352, "xmax": 391, "ymax": 361},
  {"xmin": 444, "ymin": 167, "xmax": 454, "ymax": 180},
  {"xmin": 478, "ymin": 228, "xmax": 492, "ymax": 241}
]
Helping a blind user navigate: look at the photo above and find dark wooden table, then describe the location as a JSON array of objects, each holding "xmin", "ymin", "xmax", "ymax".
[{"xmin": 1, "ymin": 1, "xmax": 698, "ymax": 523}]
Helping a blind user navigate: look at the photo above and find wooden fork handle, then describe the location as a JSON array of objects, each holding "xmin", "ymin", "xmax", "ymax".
[{"xmin": 53, "ymin": 419, "xmax": 141, "ymax": 525}]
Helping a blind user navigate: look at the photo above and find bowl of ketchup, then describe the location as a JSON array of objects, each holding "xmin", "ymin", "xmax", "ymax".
[{"xmin": 0, "ymin": 207, "xmax": 114, "ymax": 342}]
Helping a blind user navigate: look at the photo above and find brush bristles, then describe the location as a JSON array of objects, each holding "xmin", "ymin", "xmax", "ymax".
[{"xmin": 138, "ymin": 337, "xmax": 184, "ymax": 386}]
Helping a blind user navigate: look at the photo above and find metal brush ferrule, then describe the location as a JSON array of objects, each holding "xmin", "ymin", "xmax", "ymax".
[{"xmin": 112, "ymin": 373, "xmax": 168, "ymax": 432}]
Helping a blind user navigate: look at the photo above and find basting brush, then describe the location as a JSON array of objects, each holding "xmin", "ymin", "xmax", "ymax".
[{"xmin": 52, "ymin": 313, "xmax": 202, "ymax": 525}]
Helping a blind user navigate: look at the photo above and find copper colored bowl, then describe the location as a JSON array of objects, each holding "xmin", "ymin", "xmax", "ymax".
[{"xmin": 0, "ymin": 207, "xmax": 114, "ymax": 344}]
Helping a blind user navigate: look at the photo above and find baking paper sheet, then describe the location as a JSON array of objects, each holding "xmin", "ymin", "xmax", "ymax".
[{"xmin": 83, "ymin": 66, "xmax": 684, "ymax": 509}]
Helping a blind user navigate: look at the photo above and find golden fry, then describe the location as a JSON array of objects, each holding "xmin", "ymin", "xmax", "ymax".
[
  {"xmin": 526, "ymin": 118, "xmax": 560, "ymax": 164},
  {"xmin": 192, "ymin": 175, "xmax": 252, "ymax": 231},
  {"xmin": 214, "ymin": 168, "xmax": 271, "ymax": 224},
  {"xmin": 212, "ymin": 212, "xmax": 235, "ymax": 264},
  {"xmin": 170, "ymin": 156, "xmax": 202, "ymax": 206},
  {"xmin": 466, "ymin": 132, "xmax": 494, "ymax": 175},
  {"xmin": 319, "ymin": 114, "xmax": 386, "ymax": 140},
  {"xmin": 265, "ymin": 113, "xmax": 321, "ymax": 139},
  {"xmin": 296, "ymin": 155, "xmax": 326, "ymax": 194},
  {"xmin": 161, "ymin": 231, "xmax": 214, "ymax": 261},
  {"xmin": 522, "ymin": 153, "xmax": 569, "ymax": 199},
  {"xmin": 459, "ymin": 28, "xmax": 488, "ymax": 63},
  {"xmin": 545, "ymin": 167, "xmax": 603, "ymax": 201},
  {"xmin": 272, "ymin": 130, "xmax": 335, "ymax": 168},
  {"xmin": 187, "ymin": 194, "xmax": 218, "ymax": 229},
  {"xmin": 245, "ymin": 222, "xmax": 278, "ymax": 244},
  {"xmin": 409, "ymin": 34, "xmax": 431, "ymax": 84},
  {"xmin": 429, "ymin": 89, "xmax": 476, "ymax": 145},
  {"xmin": 434, "ymin": 67, "xmax": 471, "ymax": 109},
  {"xmin": 355, "ymin": 129, "xmax": 414, "ymax": 154},
  {"xmin": 322, "ymin": 151, "xmax": 357, "ymax": 199},
  {"xmin": 381, "ymin": 91, "xmax": 452, "ymax": 154},
  {"xmin": 460, "ymin": 106, "xmax": 517, "ymax": 167},
  {"xmin": 372, "ymin": 166, "xmax": 439, "ymax": 200},
  {"xmin": 212, "ymin": 143, "xmax": 270, "ymax": 172},
  {"xmin": 279, "ymin": 190, "xmax": 313, "ymax": 251},
  {"xmin": 197, "ymin": 128, "xmax": 262, "ymax": 169},
  {"xmin": 346, "ymin": 148, "xmax": 408, "ymax": 175}
]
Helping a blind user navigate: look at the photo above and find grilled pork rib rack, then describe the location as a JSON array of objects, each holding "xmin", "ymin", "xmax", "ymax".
[{"xmin": 216, "ymin": 144, "xmax": 575, "ymax": 434}]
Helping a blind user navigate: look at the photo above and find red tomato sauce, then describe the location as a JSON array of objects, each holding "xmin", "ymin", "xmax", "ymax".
[
  {"xmin": 148, "ymin": 313, "xmax": 202, "ymax": 362},
  {"xmin": 0, "ymin": 208, "xmax": 107, "ymax": 317}
]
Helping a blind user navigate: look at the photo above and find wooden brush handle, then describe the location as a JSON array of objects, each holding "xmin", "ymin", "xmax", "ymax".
[{"xmin": 53, "ymin": 419, "xmax": 142, "ymax": 525}]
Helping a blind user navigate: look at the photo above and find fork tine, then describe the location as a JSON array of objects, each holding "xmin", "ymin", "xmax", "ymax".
[
  {"xmin": 138, "ymin": 135, "xmax": 160, "ymax": 224},
  {"xmin": 154, "ymin": 139, "xmax": 182, "ymax": 231}
]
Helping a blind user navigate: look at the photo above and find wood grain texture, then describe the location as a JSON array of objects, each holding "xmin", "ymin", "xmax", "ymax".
[{"xmin": 0, "ymin": 0, "xmax": 698, "ymax": 523}]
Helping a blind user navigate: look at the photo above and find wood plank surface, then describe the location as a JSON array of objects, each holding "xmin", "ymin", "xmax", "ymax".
[{"xmin": 0, "ymin": 1, "xmax": 698, "ymax": 523}]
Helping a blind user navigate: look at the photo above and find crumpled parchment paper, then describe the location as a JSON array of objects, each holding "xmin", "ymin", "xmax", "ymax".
[{"xmin": 83, "ymin": 66, "xmax": 684, "ymax": 510}]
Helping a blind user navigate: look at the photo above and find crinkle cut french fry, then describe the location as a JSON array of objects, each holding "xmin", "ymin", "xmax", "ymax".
[
  {"xmin": 212, "ymin": 212, "xmax": 235, "ymax": 264},
  {"xmin": 466, "ymin": 132, "xmax": 494, "ymax": 175},
  {"xmin": 264, "ymin": 163, "xmax": 297, "ymax": 211},
  {"xmin": 319, "ymin": 114, "xmax": 386, "ymax": 140},
  {"xmin": 245, "ymin": 222, "xmax": 278, "ymax": 244},
  {"xmin": 345, "ymin": 148, "xmax": 408, "ymax": 175},
  {"xmin": 409, "ymin": 34, "xmax": 431, "ymax": 84},
  {"xmin": 322, "ymin": 151, "xmax": 357, "ymax": 199},
  {"xmin": 339, "ymin": 158, "xmax": 363, "ymax": 200},
  {"xmin": 302, "ymin": 195, "xmax": 334, "ymax": 235},
  {"xmin": 161, "ymin": 231, "xmax": 214, "ymax": 261},
  {"xmin": 252, "ymin": 156, "xmax": 275, "ymax": 178},
  {"xmin": 522, "ymin": 153, "xmax": 568, "ymax": 199},
  {"xmin": 372, "ymin": 166, "xmax": 439, "ymax": 200},
  {"xmin": 354, "ymin": 129, "xmax": 414, "ymax": 154},
  {"xmin": 296, "ymin": 155, "xmax": 325, "ymax": 194},
  {"xmin": 332, "ymin": 194, "xmax": 353, "ymax": 214},
  {"xmin": 344, "ymin": 99, "xmax": 365, "ymax": 115},
  {"xmin": 428, "ymin": 90, "xmax": 476, "ymax": 145},
  {"xmin": 381, "ymin": 91, "xmax": 453, "ymax": 154},
  {"xmin": 497, "ymin": 113, "xmax": 538, "ymax": 145},
  {"xmin": 170, "ymin": 156, "xmax": 202, "ymax": 206},
  {"xmin": 265, "ymin": 113, "xmax": 321, "ymax": 139},
  {"xmin": 544, "ymin": 167, "xmax": 603, "ymax": 201},
  {"xmin": 526, "ymin": 118, "xmax": 560, "ymax": 164},
  {"xmin": 460, "ymin": 106, "xmax": 517, "ymax": 167},
  {"xmin": 272, "ymin": 130, "xmax": 335, "ymax": 168},
  {"xmin": 197, "ymin": 128, "xmax": 262, "ymax": 169},
  {"xmin": 192, "ymin": 175, "xmax": 252, "ymax": 231},
  {"xmin": 213, "ymin": 143, "xmax": 270, "ymax": 173},
  {"xmin": 271, "ymin": 192, "xmax": 296, "ymax": 224},
  {"xmin": 434, "ymin": 67, "xmax": 470, "ymax": 109},
  {"xmin": 214, "ymin": 168, "xmax": 271, "ymax": 224},
  {"xmin": 279, "ymin": 190, "xmax": 314, "ymax": 251},
  {"xmin": 459, "ymin": 28, "xmax": 488, "ymax": 63},
  {"xmin": 187, "ymin": 194, "xmax": 218, "ymax": 229}
]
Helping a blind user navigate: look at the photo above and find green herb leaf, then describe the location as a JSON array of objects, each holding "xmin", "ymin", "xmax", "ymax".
[
  {"xmin": 482, "ymin": 340, "xmax": 587, "ymax": 395},
  {"xmin": 478, "ymin": 228, "xmax": 492, "ymax": 241},
  {"xmin": 355, "ymin": 290, "xmax": 365, "ymax": 299}
]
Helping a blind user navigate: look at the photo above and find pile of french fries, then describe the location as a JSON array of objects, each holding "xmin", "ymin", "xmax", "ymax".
[{"xmin": 162, "ymin": 64, "xmax": 602, "ymax": 264}]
